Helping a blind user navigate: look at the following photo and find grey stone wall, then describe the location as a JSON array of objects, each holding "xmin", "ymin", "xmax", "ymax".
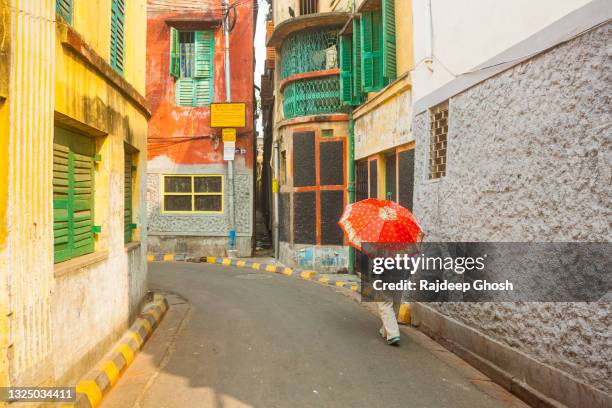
[
  {"xmin": 413, "ymin": 24, "xmax": 611, "ymax": 394},
  {"xmin": 147, "ymin": 168, "xmax": 252, "ymax": 236}
]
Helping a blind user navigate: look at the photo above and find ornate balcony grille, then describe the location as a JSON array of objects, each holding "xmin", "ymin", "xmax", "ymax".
[
  {"xmin": 280, "ymin": 29, "xmax": 340, "ymax": 79},
  {"xmin": 283, "ymin": 77, "xmax": 348, "ymax": 119}
]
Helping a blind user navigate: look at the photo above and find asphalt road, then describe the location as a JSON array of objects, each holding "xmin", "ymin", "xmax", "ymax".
[{"xmin": 101, "ymin": 262, "xmax": 527, "ymax": 408}]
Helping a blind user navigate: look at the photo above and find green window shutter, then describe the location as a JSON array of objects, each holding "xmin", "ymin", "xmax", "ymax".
[
  {"xmin": 193, "ymin": 31, "xmax": 214, "ymax": 105},
  {"xmin": 53, "ymin": 143, "xmax": 71, "ymax": 263},
  {"xmin": 71, "ymin": 151, "xmax": 95, "ymax": 257},
  {"xmin": 176, "ymin": 78, "xmax": 195, "ymax": 106},
  {"xmin": 339, "ymin": 35, "xmax": 353, "ymax": 105},
  {"xmin": 124, "ymin": 151, "xmax": 133, "ymax": 243},
  {"xmin": 194, "ymin": 31, "xmax": 213, "ymax": 78},
  {"xmin": 194, "ymin": 79, "xmax": 212, "ymax": 106},
  {"xmin": 382, "ymin": 0, "xmax": 397, "ymax": 82},
  {"xmin": 170, "ymin": 27, "xmax": 180, "ymax": 78},
  {"xmin": 352, "ymin": 18, "xmax": 364, "ymax": 104},
  {"xmin": 53, "ymin": 128, "xmax": 95, "ymax": 264},
  {"xmin": 110, "ymin": 0, "xmax": 125, "ymax": 74},
  {"xmin": 56, "ymin": 0, "xmax": 73, "ymax": 24},
  {"xmin": 361, "ymin": 10, "xmax": 383, "ymax": 92}
]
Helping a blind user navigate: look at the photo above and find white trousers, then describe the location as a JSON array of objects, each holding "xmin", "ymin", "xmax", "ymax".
[{"xmin": 377, "ymin": 291, "xmax": 401, "ymax": 339}]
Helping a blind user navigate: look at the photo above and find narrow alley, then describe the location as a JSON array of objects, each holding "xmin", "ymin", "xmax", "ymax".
[{"xmin": 100, "ymin": 261, "xmax": 526, "ymax": 408}]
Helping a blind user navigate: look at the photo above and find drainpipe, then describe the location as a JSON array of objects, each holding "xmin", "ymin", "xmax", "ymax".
[
  {"xmin": 223, "ymin": 0, "xmax": 237, "ymax": 256},
  {"xmin": 273, "ymin": 142, "xmax": 280, "ymax": 259},
  {"xmin": 347, "ymin": 110, "xmax": 355, "ymax": 274}
]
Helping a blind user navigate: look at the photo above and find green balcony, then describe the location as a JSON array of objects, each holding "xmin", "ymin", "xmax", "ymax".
[
  {"xmin": 283, "ymin": 76, "xmax": 348, "ymax": 119},
  {"xmin": 279, "ymin": 28, "xmax": 348, "ymax": 119}
]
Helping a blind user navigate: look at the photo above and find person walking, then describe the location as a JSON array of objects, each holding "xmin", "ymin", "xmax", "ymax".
[{"xmin": 338, "ymin": 198, "xmax": 423, "ymax": 346}]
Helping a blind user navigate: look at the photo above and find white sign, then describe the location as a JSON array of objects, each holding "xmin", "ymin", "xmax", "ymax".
[{"xmin": 223, "ymin": 141, "xmax": 235, "ymax": 161}]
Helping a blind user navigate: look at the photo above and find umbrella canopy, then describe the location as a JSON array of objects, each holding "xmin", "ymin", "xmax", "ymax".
[{"xmin": 338, "ymin": 198, "xmax": 424, "ymax": 255}]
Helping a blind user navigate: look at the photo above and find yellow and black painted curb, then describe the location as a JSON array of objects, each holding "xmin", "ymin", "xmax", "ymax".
[{"xmin": 61, "ymin": 296, "xmax": 169, "ymax": 408}]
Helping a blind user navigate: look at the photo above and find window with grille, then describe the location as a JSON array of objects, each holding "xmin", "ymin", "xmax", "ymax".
[
  {"xmin": 56, "ymin": 0, "xmax": 72, "ymax": 24},
  {"xmin": 428, "ymin": 101, "xmax": 449, "ymax": 179},
  {"xmin": 163, "ymin": 175, "xmax": 223, "ymax": 213},
  {"xmin": 355, "ymin": 160, "xmax": 368, "ymax": 201},
  {"xmin": 300, "ymin": 0, "xmax": 318, "ymax": 15},
  {"xmin": 110, "ymin": 0, "xmax": 125, "ymax": 74},
  {"xmin": 124, "ymin": 149, "xmax": 136, "ymax": 243},
  {"xmin": 53, "ymin": 126, "xmax": 96, "ymax": 263},
  {"xmin": 170, "ymin": 29, "xmax": 214, "ymax": 107}
]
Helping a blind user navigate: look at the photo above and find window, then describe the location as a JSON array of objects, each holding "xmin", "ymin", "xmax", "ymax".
[
  {"xmin": 299, "ymin": 0, "xmax": 318, "ymax": 15},
  {"xmin": 280, "ymin": 151, "xmax": 287, "ymax": 184},
  {"xmin": 53, "ymin": 126, "xmax": 96, "ymax": 263},
  {"xmin": 110, "ymin": 0, "xmax": 125, "ymax": 74},
  {"xmin": 170, "ymin": 29, "xmax": 214, "ymax": 107},
  {"xmin": 56, "ymin": 0, "xmax": 72, "ymax": 24},
  {"xmin": 428, "ymin": 101, "xmax": 449, "ymax": 179},
  {"xmin": 339, "ymin": 19, "xmax": 365, "ymax": 106},
  {"xmin": 163, "ymin": 175, "xmax": 223, "ymax": 213},
  {"xmin": 124, "ymin": 149, "xmax": 136, "ymax": 243},
  {"xmin": 360, "ymin": 0, "xmax": 396, "ymax": 92}
]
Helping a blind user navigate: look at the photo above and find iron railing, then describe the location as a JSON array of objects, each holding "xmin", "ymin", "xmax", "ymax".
[
  {"xmin": 280, "ymin": 29, "xmax": 339, "ymax": 79},
  {"xmin": 283, "ymin": 77, "xmax": 348, "ymax": 119}
]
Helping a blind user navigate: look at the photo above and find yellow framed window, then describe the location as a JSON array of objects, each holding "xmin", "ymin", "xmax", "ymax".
[{"xmin": 162, "ymin": 175, "xmax": 223, "ymax": 213}]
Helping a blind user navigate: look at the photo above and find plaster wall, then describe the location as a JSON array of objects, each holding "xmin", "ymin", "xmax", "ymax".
[
  {"xmin": 147, "ymin": 158, "xmax": 253, "ymax": 257},
  {"xmin": 354, "ymin": 85, "xmax": 412, "ymax": 160},
  {"xmin": 411, "ymin": 0, "xmax": 592, "ymax": 102},
  {"xmin": 2, "ymin": 0, "xmax": 56, "ymax": 387},
  {"xmin": 0, "ymin": 0, "xmax": 10, "ymax": 394},
  {"xmin": 412, "ymin": 24, "xmax": 611, "ymax": 394},
  {"xmin": 52, "ymin": 0, "xmax": 149, "ymax": 385}
]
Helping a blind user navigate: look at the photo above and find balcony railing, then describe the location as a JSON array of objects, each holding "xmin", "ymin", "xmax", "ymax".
[
  {"xmin": 283, "ymin": 77, "xmax": 348, "ymax": 119},
  {"xmin": 280, "ymin": 29, "xmax": 339, "ymax": 79}
]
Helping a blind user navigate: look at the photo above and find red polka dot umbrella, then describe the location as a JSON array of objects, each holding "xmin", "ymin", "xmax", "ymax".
[{"xmin": 338, "ymin": 198, "xmax": 424, "ymax": 255}]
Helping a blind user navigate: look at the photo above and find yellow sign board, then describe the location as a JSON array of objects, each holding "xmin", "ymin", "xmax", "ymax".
[
  {"xmin": 222, "ymin": 128, "xmax": 237, "ymax": 142},
  {"xmin": 210, "ymin": 103, "xmax": 246, "ymax": 128},
  {"xmin": 272, "ymin": 178, "xmax": 278, "ymax": 193}
]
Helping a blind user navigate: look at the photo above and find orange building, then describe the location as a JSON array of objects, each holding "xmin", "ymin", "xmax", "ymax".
[{"xmin": 146, "ymin": 0, "xmax": 256, "ymax": 257}]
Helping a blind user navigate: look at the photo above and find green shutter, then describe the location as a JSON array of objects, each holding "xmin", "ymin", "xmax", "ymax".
[
  {"xmin": 56, "ymin": 0, "xmax": 72, "ymax": 24},
  {"xmin": 71, "ymin": 151, "xmax": 95, "ymax": 257},
  {"xmin": 352, "ymin": 18, "xmax": 364, "ymax": 105},
  {"xmin": 124, "ymin": 151, "xmax": 133, "ymax": 243},
  {"xmin": 339, "ymin": 35, "xmax": 353, "ymax": 105},
  {"xmin": 194, "ymin": 79, "xmax": 212, "ymax": 106},
  {"xmin": 194, "ymin": 31, "xmax": 214, "ymax": 105},
  {"xmin": 110, "ymin": 0, "xmax": 125, "ymax": 74},
  {"xmin": 382, "ymin": 0, "xmax": 397, "ymax": 82},
  {"xmin": 170, "ymin": 27, "xmax": 180, "ymax": 78},
  {"xmin": 361, "ymin": 10, "xmax": 383, "ymax": 92},
  {"xmin": 176, "ymin": 78, "xmax": 195, "ymax": 106},
  {"xmin": 194, "ymin": 31, "xmax": 213, "ymax": 78},
  {"xmin": 53, "ymin": 143, "xmax": 71, "ymax": 263},
  {"xmin": 53, "ymin": 127, "xmax": 95, "ymax": 264}
]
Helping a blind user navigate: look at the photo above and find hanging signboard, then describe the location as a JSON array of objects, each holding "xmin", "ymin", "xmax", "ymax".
[
  {"xmin": 222, "ymin": 128, "xmax": 237, "ymax": 142},
  {"xmin": 223, "ymin": 141, "xmax": 236, "ymax": 161},
  {"xmin": 211, "ymin": 103, "xmax": 246, "ymax": 128}
]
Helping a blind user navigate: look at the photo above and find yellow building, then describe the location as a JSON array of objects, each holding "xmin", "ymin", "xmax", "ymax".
[{"xmin": 0, "ymin": 0, "xmax": 148, "ymax": 392}]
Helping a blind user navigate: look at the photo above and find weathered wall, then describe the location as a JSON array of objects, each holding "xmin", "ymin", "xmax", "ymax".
[
  {"xmin": 146, "ymin": 4, "xmax": 255, "ymax": 167},
  {"xmin": 147, "ymin": 157, "xmax": 253, "ymax": 257},
  {"xmin": 412, "ymin": 24, "xmax": 611, "ymax": 395},
  {"xmin": 146, "ymin": 2, "xmax": 255, "ymax": 257},
  {"xmin": 52, "ymin": 0, "xmax": 149, "ymax": 384},
  {"xmin": 276, "ymin": 119, "xmax": 349, "ymax": 271},
  {"xmin": 353, "ymin": 79, "xmax": 412, "ymax": 160},
  {"xmin": 2, "ymin": 0, "xmax": 56, "ymax": 387},
  {"xmin": 0, "ymin": 0, "xmax": 10, "ymax": 396}
]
